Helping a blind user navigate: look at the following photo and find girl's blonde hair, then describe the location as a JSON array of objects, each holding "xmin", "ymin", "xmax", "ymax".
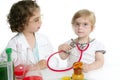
[{"xmin": 71, "ymin": 9, "xmax": 96, "ymax": 29}]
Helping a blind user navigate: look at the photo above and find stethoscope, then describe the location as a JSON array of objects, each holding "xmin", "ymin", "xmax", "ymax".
[{"xmin": 47, "ymin": 39, "xmax": 90, "ymax": 72}]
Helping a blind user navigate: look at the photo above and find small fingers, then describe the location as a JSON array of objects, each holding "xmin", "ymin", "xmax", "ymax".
[
  {"xmin": 82, "ymin": 63, "xmax": 89, "ymax": 73},
  {"xmin": 59, "ymin": 44, "xmax": 72, "ymax": 52}
]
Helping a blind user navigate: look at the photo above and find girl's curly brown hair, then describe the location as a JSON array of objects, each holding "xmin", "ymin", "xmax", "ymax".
[{"xmin": 7, "ymin": 0, "xmax": 39, "ymax": 32}]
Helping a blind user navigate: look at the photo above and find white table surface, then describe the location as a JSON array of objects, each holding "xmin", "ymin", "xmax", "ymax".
[{"xmin": 41, "ymin": 64, "xmax": 120, "ymax": 80}]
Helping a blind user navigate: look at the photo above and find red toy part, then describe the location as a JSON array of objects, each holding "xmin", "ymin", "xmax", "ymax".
[
  {"xmin": 23, "ymin": 76, "xmax": 43, "ymax": 80},
  {"xmin": 14, "ymin": 64, "xmax": 27, "ymax": 76}
]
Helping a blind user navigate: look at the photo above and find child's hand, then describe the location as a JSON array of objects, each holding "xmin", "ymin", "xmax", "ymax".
[
  {"xmin": 58, "ymin": 43, "xmax": 72, "ymax": 52},
  {"xmin": 82, "ymin": 63, "xmax": 90, "ymax": 73},
  {"xmin": 58, "ymin": 43, "xmax": 72, "ymax": 59},
  {"xmin": 25, "ymin": 60, "xmax": 47, "ymax": 71},
  {"xmin": 38, "ymin": 59, "xmax": 47, "ymax": 70}
]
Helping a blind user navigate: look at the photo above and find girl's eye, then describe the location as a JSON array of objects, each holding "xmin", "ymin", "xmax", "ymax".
[
  {"xmin": 74, "ymin": 22, "xmax": 90, "ymax": 27},
  {"xmin": 34, "ymin": 19, "xmax": 39, "ymax": 22},
  {"xmin": 76, "ymin": 23, "xmax": 80, "ymax": 26},
  {"xmin": 83, "ymin": 23, "xmax": 88, "ymax": 26},
  {"xmin": 34, "ymin": 18, "xmax": 40, "ymax": 22}
]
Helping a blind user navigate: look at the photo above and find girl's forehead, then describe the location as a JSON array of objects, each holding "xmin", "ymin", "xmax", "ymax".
[
  {"xmin": 32, "ymin": 8, "xmax": 40, "ymax": 16},
  {"xmin": 29, "ymin": 10, "xmax": 40, "ymax": 18},
  {"xmin": 75, "ymin": 17, "xmax": 91, "ymax": 23}
]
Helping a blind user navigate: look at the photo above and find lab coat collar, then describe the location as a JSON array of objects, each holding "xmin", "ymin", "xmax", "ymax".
[
  {"xmin": 18, "ymin": 32, "xmax": 31, "ymax": 49},
  {"xmin": 18, "ymin": 32, "xmax": 38, "ymax": 64}
]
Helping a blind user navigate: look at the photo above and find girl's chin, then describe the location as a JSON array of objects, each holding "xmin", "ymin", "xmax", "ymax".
[
  {"xmin": 36, "ymin": 28, "xmax": 40, "ymax": 31},
  {"xmin": 77, "ymin": 34, "xmax": 83, "ymax": 36},
  {"xmin": 33, "ymin": 30, "xmax": 39, "ymax": 32},
  {"xmin": 77, "ymin": 35, "xmax": 85, "ymax": 38}
]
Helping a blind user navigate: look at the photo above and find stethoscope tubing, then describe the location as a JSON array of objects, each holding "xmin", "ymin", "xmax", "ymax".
[{"xmin": 47, "ymin": 43, "xmax": 89, "ymax": 72}]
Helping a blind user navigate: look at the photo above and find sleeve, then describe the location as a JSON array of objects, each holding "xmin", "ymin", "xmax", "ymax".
[
  {"xmin": 37, "ymin": 33, "xmax": 53, "ymax": 60},
  {"xmin": 95, "ymin": 41, "xmax": 106, "ymax": 54},
  {"xmin": 43, "ymin": 37, "xmax": 54, "ymax": 59},
  {"xmin": 1, "ymin": 37, "xmax": 18, "ymax": 62}
]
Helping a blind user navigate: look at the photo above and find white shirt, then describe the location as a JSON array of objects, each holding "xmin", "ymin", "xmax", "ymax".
[
  {"xmin": 65, "ymin": 39, "xmax": 106, "ymax": 67},
  {"xmin": 1, "ymin": 32, "xmax": 53, "ymax": 66}
]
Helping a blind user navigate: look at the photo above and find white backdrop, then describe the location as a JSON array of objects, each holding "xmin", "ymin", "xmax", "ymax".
[{"xmin": 0, "ymin": 0, "xmax": 120, "ymax": 66}]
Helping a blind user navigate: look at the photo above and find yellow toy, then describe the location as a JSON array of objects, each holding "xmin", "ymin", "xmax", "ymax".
[
  {"xmin": 72, "ymin": 62, "xmax": 84, "ymax": 80},
  {"xmin": 61, "ymin": 76, "xmax": 71, "ymax": 80}
]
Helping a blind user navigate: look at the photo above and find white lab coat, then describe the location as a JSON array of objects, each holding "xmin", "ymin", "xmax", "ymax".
[{"xmin": 1, "ymin": 32, "xmax": 53, "ymax": 66}]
